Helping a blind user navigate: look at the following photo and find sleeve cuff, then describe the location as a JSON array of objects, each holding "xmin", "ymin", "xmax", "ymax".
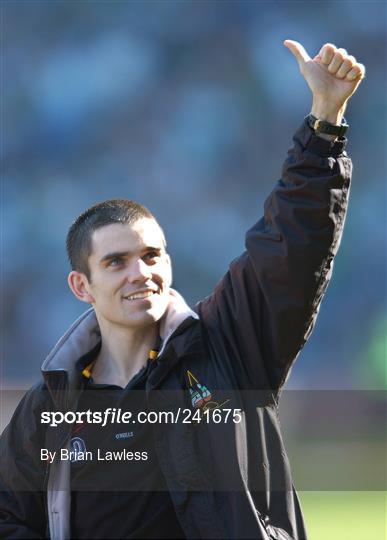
[{"xmin": 294, "ymin": 117, "xmax": 348, "ymax": 158}]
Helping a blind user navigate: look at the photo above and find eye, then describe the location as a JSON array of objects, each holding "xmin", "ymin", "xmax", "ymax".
[
  {"xmin": 108, "ymin": 257, "xmax": 124, "ymax": 267},
  {"xmin": 143, "ymin": 250, "xmax": 160, "ymax": 263}
]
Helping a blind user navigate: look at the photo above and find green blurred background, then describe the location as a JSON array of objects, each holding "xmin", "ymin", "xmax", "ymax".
[{"xmin": 299, "ymin": 491, "xmax": 385, "ymax": 540}]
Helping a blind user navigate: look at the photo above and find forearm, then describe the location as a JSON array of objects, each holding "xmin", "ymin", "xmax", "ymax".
[{"xmin": 246, "ymin": 119, "xmax": 351, "ymax": 384}]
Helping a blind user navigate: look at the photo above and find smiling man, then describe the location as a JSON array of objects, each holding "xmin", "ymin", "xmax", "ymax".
[
  {"xmin": 0, "ymin": 41, "xmax": 365, "ymax": 540},
  {"xmin": 66, "ymin": 204, "xmax": 173, "ymax": 388}
]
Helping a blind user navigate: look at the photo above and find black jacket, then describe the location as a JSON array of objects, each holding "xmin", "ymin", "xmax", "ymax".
[{"xmin": 0, "ymin": 119, "xmax": 352, "ymax": 539}]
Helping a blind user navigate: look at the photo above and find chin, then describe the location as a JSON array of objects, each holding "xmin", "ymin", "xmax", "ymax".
[
  {"xmin": 97, "ymin": 296, "xmax": 169, "ymax": 331},
  {"xmin": 125, "ymin": 305, "xmax": 168, "ymax": 328}
]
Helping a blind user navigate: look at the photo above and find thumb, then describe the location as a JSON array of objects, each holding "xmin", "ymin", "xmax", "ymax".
[{"xmin": 284, "ymin": 39, "xmax": 311, "ymax": 66}]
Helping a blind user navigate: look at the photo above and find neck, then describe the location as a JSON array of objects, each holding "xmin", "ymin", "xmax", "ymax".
[{"xmin": 92, "ymin": 321, "xmax": 159, "ymax": 387}]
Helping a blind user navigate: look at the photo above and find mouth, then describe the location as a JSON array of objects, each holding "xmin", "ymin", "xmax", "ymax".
[{"xmin": 122, "ymin": 289, "xmax": 160, "ymax": 301}]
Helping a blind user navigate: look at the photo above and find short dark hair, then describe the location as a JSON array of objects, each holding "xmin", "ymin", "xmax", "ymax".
[{"xmin": 66, "ymin": 199, "xmax": 164, "ymax": 280}]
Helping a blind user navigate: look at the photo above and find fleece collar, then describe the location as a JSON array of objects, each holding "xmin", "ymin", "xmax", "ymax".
[{"xmin": 41, "ymin": 288, "xmax": 198, "ymax": 376}]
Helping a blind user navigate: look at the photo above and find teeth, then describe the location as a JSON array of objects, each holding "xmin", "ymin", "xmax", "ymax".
[{"xmin": 126, "ymin": 291, "xmax": 155, "ymax": 300}]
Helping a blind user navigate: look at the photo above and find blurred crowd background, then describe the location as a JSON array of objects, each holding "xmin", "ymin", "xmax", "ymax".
[
  {"xmin": 3, "ymin": 0, "xmax": 385, "ymax": 390},
  {"xmin": 1, "ymin": 2, "xmax": 386, "ymax": 536}
]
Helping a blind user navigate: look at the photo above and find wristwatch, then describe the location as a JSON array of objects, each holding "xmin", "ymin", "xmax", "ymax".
[{"xmin": 307, "ymin": 114, "xmax": 349, "ymax": 137}]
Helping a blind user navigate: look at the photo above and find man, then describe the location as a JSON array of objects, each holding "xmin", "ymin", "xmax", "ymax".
[{"xmin": 0, "ymin": 40, "xmax": 365, "ymax": 539}]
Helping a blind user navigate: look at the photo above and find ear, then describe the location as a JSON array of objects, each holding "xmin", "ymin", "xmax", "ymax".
[
  {"xmin": 68, "ymin": 271, "xmax": 95, "ymax": 304},
  {"xmin": 164, "ymin": 253, "xmax": 173, "ymax": 288}
]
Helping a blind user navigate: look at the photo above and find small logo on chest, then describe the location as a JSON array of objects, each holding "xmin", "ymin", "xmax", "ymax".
[
  {"xmin": 69, "ymin": 436, "xmax": 87, "ymax": 462},
  {"xmin": 186, "ymin": 370, "xmax": 229, "ymax": 411}
]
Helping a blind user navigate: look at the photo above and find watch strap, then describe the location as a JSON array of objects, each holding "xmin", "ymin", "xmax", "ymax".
[{"xmin": 308, "ymin": 114, "xmax": 349, "ymax": 137}]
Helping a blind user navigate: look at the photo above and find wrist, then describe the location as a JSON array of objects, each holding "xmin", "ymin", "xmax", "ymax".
[
  {"xmin": 307, "ymin": 110, "xmax": 349, "ymax": 142},
  {"xmin": 311, "ymin": 98, "xmax": 347, "ymax": 125}
]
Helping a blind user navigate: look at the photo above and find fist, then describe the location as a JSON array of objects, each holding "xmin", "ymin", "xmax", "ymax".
[{"xmin": 284, "ymin": 40, "xmax": 365, "ymax": 113}]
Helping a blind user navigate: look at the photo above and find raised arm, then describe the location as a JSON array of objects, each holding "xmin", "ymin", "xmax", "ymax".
[{"xmin": 197, "ymin": 42, "xmax": 365, "ymax": 393}]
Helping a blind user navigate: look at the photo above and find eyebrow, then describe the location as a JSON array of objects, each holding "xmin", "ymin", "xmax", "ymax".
[{"xmin": 99, "ymin": 247, "xmax": 162, "ymax": 264}]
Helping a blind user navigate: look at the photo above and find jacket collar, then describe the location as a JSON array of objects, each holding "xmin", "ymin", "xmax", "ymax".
[{"xmin": 41, "ymin": 288, "xmax": 198, "ymax": 399}]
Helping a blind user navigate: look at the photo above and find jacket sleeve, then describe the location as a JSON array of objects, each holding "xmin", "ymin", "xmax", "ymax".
[
  {"xmin": 0, "ymin": 385, "xmax": 48, "ymax": 538},
  {"xmin": 197, "ymin": 118, "xmax": 352, "ymax": 392}
]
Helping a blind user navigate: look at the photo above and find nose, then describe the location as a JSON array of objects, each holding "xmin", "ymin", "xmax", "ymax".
[{"xmin": 127, "ymin": 257, "xmax": 153, "ymax": 284}]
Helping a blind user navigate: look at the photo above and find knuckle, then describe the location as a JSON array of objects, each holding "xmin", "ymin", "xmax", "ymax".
[
  {"xmin": 347, "ymin": 63, "xmax": 366, "ymax": 80},
  {"xmin": 341, "ymin": 59, "xmax": 353, "ymax": 69},
  {"xmin": 321, "ymin": 44, "xmax": 336, "ymax": 59},
  {"xmin": 334, "ymin": 50, "xmax": 345, "ymax": 61}
]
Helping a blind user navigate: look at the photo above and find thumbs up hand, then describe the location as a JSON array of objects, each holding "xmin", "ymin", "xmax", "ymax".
[{"xmin": 284, "ymin": 40, "xmax": 365, "ymax": 124}]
